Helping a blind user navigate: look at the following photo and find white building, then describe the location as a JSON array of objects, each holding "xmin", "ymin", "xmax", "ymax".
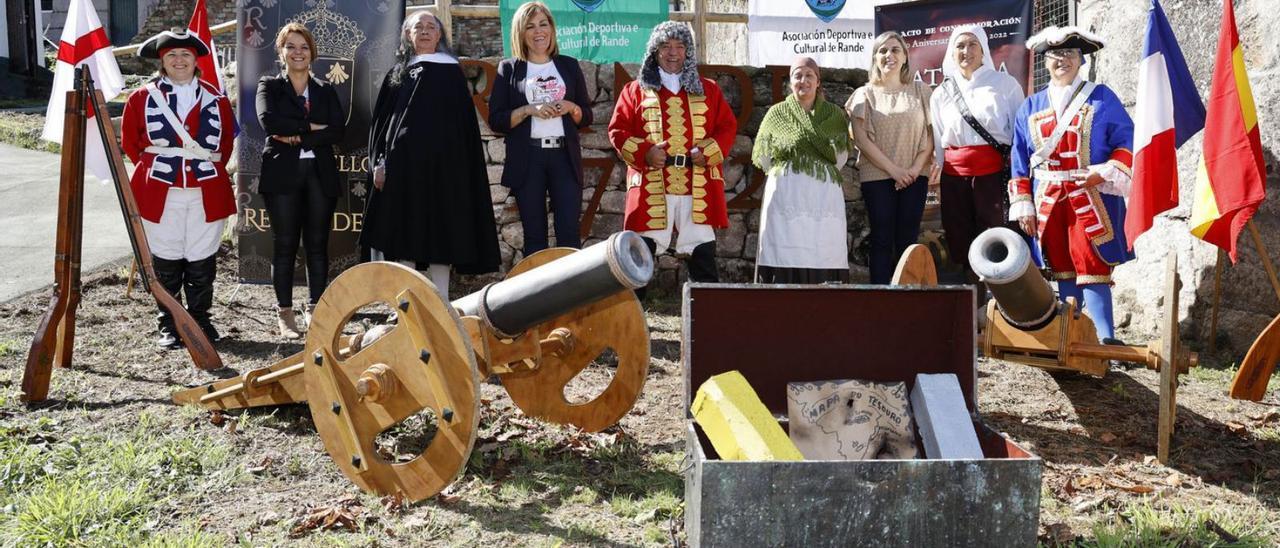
[{"xmin": 2, "ymin": 0, "xmax": 46, "ymax": 74}]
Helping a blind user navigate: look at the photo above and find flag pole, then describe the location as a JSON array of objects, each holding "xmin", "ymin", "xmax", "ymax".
[
  {"xmin": 1208, "ymin": 248, "xmax": 1225, "ymax": 354},
  {"xmin": 1247, "ymin": 220, "xmax": 1280, "ymax": 305}
]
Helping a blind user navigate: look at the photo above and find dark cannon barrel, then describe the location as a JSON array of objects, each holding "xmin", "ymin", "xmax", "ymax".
[
  {"xmin": 968, "ymin": 227, "xmax": 1058, "ymax": 329},
  {"xmin": 452, "ymin": 231, "xmax": 654, "ymax": 337}
]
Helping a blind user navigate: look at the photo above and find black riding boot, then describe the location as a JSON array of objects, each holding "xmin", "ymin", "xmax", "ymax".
[
  {"xmin": 634, "ymin": 237, "xmax": 660, "ymax": 301},
  {"xmin": 688, "ymin": 241, "xmax": 720, "ymax": 283},
  {"xmin": 152, "ymin": 257, "xmax": 186, "ymax": 349},
  {"xmin": 183, "ymin": 256, "xmax": 221, "ymax": 342}
]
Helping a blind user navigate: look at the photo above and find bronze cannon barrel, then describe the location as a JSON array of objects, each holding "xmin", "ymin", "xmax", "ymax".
[
  {"xmin": 968, "ymin": 227, "xmax": 1057, "ymax": 329},
  {"xmin": 453, "ymin": 231, "xmax": 654, "ymax": 337}
]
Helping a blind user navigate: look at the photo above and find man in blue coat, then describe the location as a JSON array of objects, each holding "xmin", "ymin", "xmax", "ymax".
[{"xmin": 1008, "ymin": 26, "xmax": 1135, "ymax": 345}]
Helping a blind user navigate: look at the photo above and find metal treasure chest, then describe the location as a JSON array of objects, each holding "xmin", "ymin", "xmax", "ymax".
[{"xmin": 681, "ymin": 284, "xmax": 1042, "ymax": 547}]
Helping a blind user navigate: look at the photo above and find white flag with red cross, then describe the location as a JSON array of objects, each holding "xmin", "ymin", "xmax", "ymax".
[{"xmin": 41, "ymin": 0, "xmax": 127, "ymax": 182}]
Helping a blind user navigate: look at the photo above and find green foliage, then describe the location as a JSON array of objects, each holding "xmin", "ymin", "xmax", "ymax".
[
  {"xmin": 0, "ymin": 420, "xmax": 238, "ymax": 546},
  {"xmin": 0, "ymin": 112, "xmax": 59, "ymax": 153},
  {"xmin": 1089, "ymin": 501, "xmax": 1274, "ymax": 547}
]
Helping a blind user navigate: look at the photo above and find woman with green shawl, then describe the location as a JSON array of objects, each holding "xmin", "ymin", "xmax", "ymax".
[{"xmin": 752, "ymin": 56, "xmax": 852, "ymax": 283}]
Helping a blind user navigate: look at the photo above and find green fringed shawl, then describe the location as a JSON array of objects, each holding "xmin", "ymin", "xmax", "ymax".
[{"xmin": 752, "ymin": 94, "xmax": 851, "ymax": 184}]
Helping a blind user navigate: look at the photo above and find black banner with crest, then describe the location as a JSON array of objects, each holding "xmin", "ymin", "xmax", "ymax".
[{"xmin": 235, "ymin": 0, "xmax": 406, "ymax": 284}]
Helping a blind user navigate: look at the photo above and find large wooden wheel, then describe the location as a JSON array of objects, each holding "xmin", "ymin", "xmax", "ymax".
[
  {"xmin": 496, "ymin": 248, "xmax": 650, "ymax": 432},
  {"xmin": 305, "ymin": 262, "xmax": 480, "ymax": 502}
]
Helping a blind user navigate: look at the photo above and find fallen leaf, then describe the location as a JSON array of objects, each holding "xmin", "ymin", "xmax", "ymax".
[
  {"xmin": 1041, "ymin": 522, "xmax": 1074, "ymax": 545},
  {"xmin": 246, "ymin": 455, "xmax": 274, "ymax": 475},
  {"xmin": 1077, "ymin": 475, "xmax": 1105, "ymax": 489},
  {"xmin": 1248, "ymin": 410, "xmax": 1279, "ymax": 424},
  {"xmin": 1099, "ymin": 432, "xmax": 1118, "ymax": 444},
  {"xmin": 1164, "ymin": 473, "xmax": 1183, "ymax": 487},
  {"xmin": 1104, "ymin": 479, "xmax": 1155, "ymax": 494},
  {"xmin": 288, "ymin": 497, "xmax": 364, "ymax": 538},
  {"xmin": 1225, "ymin": 421, "xmax": 1248, "ymax": 434},
  {"xmin": 381, "ymin": 494, "xmax": 405, "ymax": 514},
  {"xmin": 1143, "ymin": 455, "xmax": 1158, "ymax": 466}
]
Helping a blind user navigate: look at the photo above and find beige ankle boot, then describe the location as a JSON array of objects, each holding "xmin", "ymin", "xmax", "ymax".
[{"xmin": 278, "ymin": 307, "xmax": 302, "ymax": 340}]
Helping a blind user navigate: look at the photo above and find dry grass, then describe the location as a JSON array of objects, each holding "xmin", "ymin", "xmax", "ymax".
[{"xmin": 0, "ymin": 257, "xmax": 1278, "ymax": 546}]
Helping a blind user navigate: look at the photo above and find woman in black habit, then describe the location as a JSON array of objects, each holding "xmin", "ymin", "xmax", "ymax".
[{"xmin": 362, "ymin": 11, "xmax": 499, "ymax": 297}]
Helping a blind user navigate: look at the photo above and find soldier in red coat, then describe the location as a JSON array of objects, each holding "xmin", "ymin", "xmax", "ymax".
[
  {"xmin": 121, "ymin": 30, "xmax": 235, "ymax": 349},
  {"xmin": 608, "ymin": 22, "xmax": 737, "ymax": 293}
]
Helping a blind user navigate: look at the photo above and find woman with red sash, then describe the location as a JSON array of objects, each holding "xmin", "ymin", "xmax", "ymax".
[{"xmin": 929, "ymin": 25, "xmax": 1025, "ymax": 288}]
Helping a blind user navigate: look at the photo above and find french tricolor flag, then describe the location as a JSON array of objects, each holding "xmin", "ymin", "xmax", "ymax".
[{"xmin": 1126, "ymin": 0, "xmax": 1207, "ymax": 249}]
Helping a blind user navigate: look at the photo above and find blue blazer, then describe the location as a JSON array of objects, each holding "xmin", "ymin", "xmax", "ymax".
[{"xmin": 487, "ymin": 55, "xmax": 593, "ymax": 189}]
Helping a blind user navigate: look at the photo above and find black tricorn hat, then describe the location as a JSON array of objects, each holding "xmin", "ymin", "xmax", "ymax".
[
  {"xmin": 138, "ymin": 29, "xmax": 210, "ymax": 59},
  {"xmin": 1026, "ymin": 26, "xmax": 1105, "ymax": 55}
]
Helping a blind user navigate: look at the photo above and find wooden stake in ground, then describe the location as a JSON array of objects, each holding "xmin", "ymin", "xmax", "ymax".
[
  {"xmin": 125, "ymin": 258, "xmax": 138, "ymax": 298},
  {"xmin": 1247, "ymin": 219, "xmax": 1280, "ymax": 306},
  {"xmin": 1208, "ymin": 249, "xmax": 1226, "ymax": 355},
  {"xmin": 22, "ymin": 68, "xmax": 89, "ymax": 403}
]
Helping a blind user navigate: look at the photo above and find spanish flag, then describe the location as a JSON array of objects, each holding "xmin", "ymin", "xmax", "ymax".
[{"xmin": 1189, "ymin": 0, "xmax": 1266, "ymax": 261}]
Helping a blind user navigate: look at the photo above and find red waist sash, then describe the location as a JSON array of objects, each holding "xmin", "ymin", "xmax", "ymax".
[{"xmin": 943, "ymin": 145, "xmax": 1004, "ymax": 177}]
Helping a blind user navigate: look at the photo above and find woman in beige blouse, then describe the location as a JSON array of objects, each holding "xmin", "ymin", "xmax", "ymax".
[{"xmin": 846, "ymin": 31, "xmax": 933, "ymax": 284}]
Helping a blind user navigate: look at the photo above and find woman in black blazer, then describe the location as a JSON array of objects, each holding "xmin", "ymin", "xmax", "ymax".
[
  {"xmin": 256, "ymin": 23, "xmax": 345, "ymax": 339},
  {"xmin": 488, "ymin": 1, "xmax": 593, "ymax": 256}
]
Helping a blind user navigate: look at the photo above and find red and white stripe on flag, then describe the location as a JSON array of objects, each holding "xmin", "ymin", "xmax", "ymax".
[
  {"xmin": 41, "ymin": 0, "xmax": 127, "ymax": 183},
  {"xmin": 188, "ymin": 0, "xmax": 226, "ymax": 93},
  {"xmin": 1128, "ymin": 50, "xmax": 1179, "ymax": 246}
]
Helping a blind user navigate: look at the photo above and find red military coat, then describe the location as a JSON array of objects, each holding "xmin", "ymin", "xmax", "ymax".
[
  {"xmin": 608, "ymin": 78, "xmax": 738, "ymax": 231},
  {"xmin": 121, "ymin": 78, "xmax": 236, "ymax": 224}
]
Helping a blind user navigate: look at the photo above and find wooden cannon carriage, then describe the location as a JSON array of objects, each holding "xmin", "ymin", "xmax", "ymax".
[
  {"xmin": 895, "ymin": 227, "xmax": 1197, "ymax": 463},
  {"xmin": 174, "ymin": 232, "xmax": 655, "ymax": 501}
]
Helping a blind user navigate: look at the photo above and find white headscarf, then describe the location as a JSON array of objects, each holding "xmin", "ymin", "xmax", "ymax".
[{"xmin": 941, "ymin": 25, "xmax": 996, "ymax": 83}]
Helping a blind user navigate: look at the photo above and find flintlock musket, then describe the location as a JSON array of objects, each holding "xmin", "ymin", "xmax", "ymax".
[{"xmin": 22, "ymin": 68, "xmax": 89, "ymax": 402}]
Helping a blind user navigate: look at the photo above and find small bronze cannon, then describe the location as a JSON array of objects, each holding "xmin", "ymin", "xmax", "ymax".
[
  {"xmin": 174, "ymin": 231, "xmax": 654, "ymax": 501},
  {"xmin": 967, "ymin": 227, "xmax": 1195, "ymax": 463}
]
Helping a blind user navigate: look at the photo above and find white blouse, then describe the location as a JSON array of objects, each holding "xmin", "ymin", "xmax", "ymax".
[{"xmin": 929, "ymin": 65, "xmax": 1025, "ymax": 167}]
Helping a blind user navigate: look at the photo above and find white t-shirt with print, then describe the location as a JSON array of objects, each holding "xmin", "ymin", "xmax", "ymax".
[{"xmin": 523, "ymin": 60, "xmax": 567, "ymax": 139}]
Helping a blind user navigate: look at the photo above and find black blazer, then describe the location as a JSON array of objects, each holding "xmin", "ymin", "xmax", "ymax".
[
  {"xmin": 487, "ymin": 55, "xmax": 593, "ymax": 190},
  {"xmin": 256, "ymin": 74, "xmax": 346, "ymax": 196}
]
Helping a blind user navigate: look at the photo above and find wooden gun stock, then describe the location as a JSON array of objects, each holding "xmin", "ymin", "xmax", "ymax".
[
  {"xmin": 88, "ymin": 84, "xmax": 223, "ymax": 371},
  {"xmin": 22, "ymin": 77, "xmax": 88, "ymax": 402},
  {"xmin": 1230, "ymin": 313, "xmax": 1280, "ymax": 401}
]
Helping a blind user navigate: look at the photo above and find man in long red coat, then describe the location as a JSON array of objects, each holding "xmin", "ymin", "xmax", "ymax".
[{"xmin": 608, "ymin": 22, "xmax": 737, "ymax": 291}]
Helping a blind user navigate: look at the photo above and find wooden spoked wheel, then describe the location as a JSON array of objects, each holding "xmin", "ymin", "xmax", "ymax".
[
  {"xmin": 304, "ymin": 262, "xmax": 480, "ymax": 502},
  {"xmin": 498, "ymin": 248, "xmax": 650, "ymax": 432}
]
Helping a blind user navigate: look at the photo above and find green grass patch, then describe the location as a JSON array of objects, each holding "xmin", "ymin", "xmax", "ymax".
[
  {"xmin": 1188, "ymin": 361, "xmax": 1280, "ymax": 395},
  {"xmin": 1089, "ymin": 500, "xmax": 1275, "ymax": 547},
  {"xmin": 0, "ymin": 111, "xmax": 58, "ymax": 153},
  {"xmin": 0, "ymin": 415, "xmax": 241, "ymax": 546},
  {"xmin": 0, "ymin": 339, "xmax": 20, "ymax": 358},
  {"xmin": 0, "ymin": 98, "xmax": 48, "ymax": 108}
]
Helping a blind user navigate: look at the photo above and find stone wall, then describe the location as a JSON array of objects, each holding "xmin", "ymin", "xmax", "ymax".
[
  {"xmin": 1081, "ymin": 0, "xmax": 1280, "ymax": 357},
  {"xmin": 459, "ymin": 59, "xmax": 870, "ymax": 296}
]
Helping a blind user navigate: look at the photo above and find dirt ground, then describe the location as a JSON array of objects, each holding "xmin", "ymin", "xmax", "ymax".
[{"xmin": 1, "ymin": 249, "xmax": 1279, "ymax": 546}]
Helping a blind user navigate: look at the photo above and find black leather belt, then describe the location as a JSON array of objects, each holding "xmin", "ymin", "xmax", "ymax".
[
  {"xmin": 664, "ymin": 154, "xmax": 689, "ymax": 167},
  {"xmin": 531, "ymin": 137, "xmax": 564, "ymax": 148}
]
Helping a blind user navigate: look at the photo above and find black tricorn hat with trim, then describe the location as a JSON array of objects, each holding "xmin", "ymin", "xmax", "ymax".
[
  {"xmin": 138, "ymin": 29, "xmax": 210, "ymax": 59},
  {"xmin": 1026, "ymin": 26, "xmax": 1105, "ymax": 55}
]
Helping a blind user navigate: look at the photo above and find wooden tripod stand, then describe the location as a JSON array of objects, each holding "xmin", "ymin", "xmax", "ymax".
[{"xmin": 22, "ymin": 68, "xmax": 223, "ymax": 403}]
